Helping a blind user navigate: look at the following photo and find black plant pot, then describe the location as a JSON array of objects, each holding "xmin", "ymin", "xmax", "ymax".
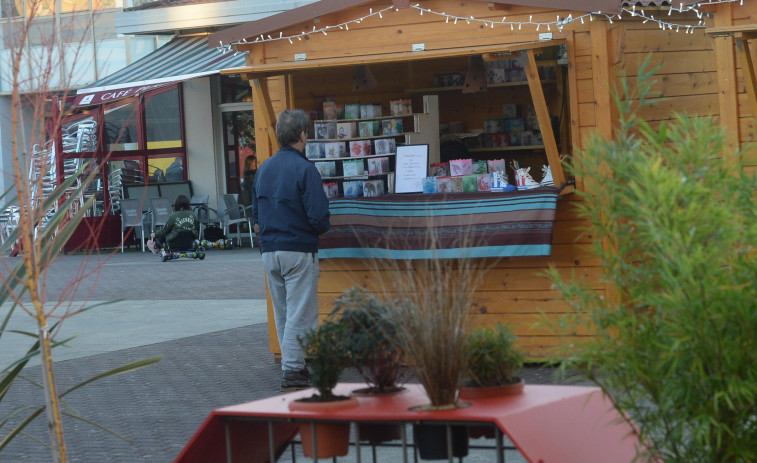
[{"xmin": 413, "ymin": 424, "xmax": 469, "ymax": 460}]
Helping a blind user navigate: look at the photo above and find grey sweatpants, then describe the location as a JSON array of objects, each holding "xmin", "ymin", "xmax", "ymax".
[{"xmin": 261, "ymin": 251, "xmax": 320, "ymax": 373}]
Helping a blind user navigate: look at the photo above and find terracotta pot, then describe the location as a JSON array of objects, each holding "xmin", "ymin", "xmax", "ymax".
[
  {"xmin": 288, "ymin": 396, "xmax": 359, "ymax": 459},
  {"xmin": 458, "ymin": 379, "xmax": 525, "ymax": 400}
]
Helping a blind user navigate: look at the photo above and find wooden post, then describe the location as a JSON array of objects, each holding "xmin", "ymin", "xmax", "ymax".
[
  {"xmin": 249, "ymin": 76, "xmax": 280, "ymax": 161},
  {"xmin": 523, "ymin": 49, "xmax": 566, "ymax": 189},
  {"xmin": 736, "ymin": 34, "xmax": 757, "ymax": 130},
  {"xmin": 712, "ymin": 3, "xmax": 741, "ymax": 152}
]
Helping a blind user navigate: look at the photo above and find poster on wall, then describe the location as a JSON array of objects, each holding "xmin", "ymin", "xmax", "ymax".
[{"xmin": 394, "ymin": 145, "xmax": 429, "ymax": 194}]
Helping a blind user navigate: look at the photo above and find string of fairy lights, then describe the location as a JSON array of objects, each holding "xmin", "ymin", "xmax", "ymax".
[{"xmin": 217, "ymin": 0, "xmax": 744, "ymax": 53}]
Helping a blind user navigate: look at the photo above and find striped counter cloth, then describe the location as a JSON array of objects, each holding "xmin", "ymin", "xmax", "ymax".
[{"xmin": 319, "ymin": 188, "xmax": 559, "ymax": 259}]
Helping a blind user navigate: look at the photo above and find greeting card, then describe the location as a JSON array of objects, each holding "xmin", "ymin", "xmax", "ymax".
[
  {"xmin": 323, "ymin": 182, "xmax": 339, "ymax": 199},
  {"xmin": 314, "ymin": 161, "xmax": 336, "ymax": 178},
  {"xmin": 345, "ymin": 104, "xmax": 360, "ymax": 120},
  {"xmin": 374, "ymin": 138, "xmax": 395, "ymax": 155},
  {"xmin": 477, "ymin": 173, "xmax": 491, "ymax": 191},
  {"xmin": 358, "ymin": 121, "xmax": 380, "ymax": 137},
  {"xmin": 342, "ymin": 159, "xmax": 365, "ymax": 177},
  {"xmin": 449, "ymin": 158, "xmax": 473, "ymax": 176},
  {"xmin": 325, "ymin": 142, "xmax": 346, "ymax": 158},
  {"xmin": 381, "ymin": 118, "xmax": 403, "ymax": 135},
  {"xmin": 423, "ymin": 177, "xmax": 438, "ymax": 194},
  {"xmin": 429, "ymin": 162, "xmax": 449, "ymax": 177},
  {"xmin": 314, "ymin": 122, "xmax": 336, "ymax": 140},
  {"xmin": 435, "ymin": 176, "xmax": 452, "ymax": 193},
  {"xmin": 336, "ymin": 122, "xmax": 357, "ymax": 139},
  {"xmin": 343, "ymin": 181, "xmax": 363, "ymax": 198},
  {"xmin": 449, "ymin": 176, "xmax": 464, "ymax": 193},
  {"xmin": 463, "ymin": 174, "xmax": 479, "ymax": 193},
  {"xmin": 368, "ymin": 156, "xmax": 389, "ymax": 175},
  {"xmin": 472, "ymin": 160, "xmax": 488, "ymax": 175},
  {"xmin": 305, "ymin": 142, "xmax": 324, "ymax": 160},
  {"xmin": 362, "ymin": 179, "xmax": 384, "ymax": 197},
  {"xmin": 487, "ymin": 159, "xmax": 506, "ymax": 173},
  {"xmin": 349, "ymin": 140, "xmax": 371, "ymax": 157}
]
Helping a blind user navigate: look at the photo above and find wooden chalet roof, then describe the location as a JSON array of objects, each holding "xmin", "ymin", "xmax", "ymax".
[{"xmin": 209, "ymin": 0, "xmax": 625, "ymax": 47}]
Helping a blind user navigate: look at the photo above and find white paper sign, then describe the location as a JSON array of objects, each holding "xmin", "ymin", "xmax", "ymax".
[{"xmin": 394, "ymin": 145, "xmax": 429, "ymax": 194}]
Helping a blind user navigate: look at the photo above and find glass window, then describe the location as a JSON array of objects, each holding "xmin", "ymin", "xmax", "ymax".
[
  {"xmin": 147, "ymin": 154, "xmax": 183, "ymax": 183},
  {"xmin": 93, "ymin": 10, "xmax": 115, "ymax": 41},
  {"xmin": 61, "ymin": 0, "xmax": 90, "ymax": 12},
  {"xmin": 0, "ymin": 48, "xmax": 11, "ymax": 92},
  {"xmin": 26, "ymin": 44, "xmax": 61, "ymax": 90},
  {"xmin": 1, "ymin": 21, "xmax": 25, "ymax": 48},
  {"xmin": 27, "ymin": 16, "xmax": 54, "ymax": 45},
  {"xmin": 95, "ymin": 39, "xmax": 127, "ymax": 78},
  {"xmin": 130, "ymin": 35, "xmax": 156, "ymax": 59},
  {"xmin": 104, "ymin": 100, "xmax": 139, "ymax": 151},
  {"xmin": 99, "ymin": 0, "xmax": 120, "ymax": 9},
  {"xmin": 63, "ymin": 157, "xmax": 106, "ymax": 217},
  {"xmin": 60, "ymin": 13, "xmax": 92, "ymax": 43},
  {"xmin": 64, "ymin": 43, "xmax": 95, "ymax": 87},
  {"xmin": 144, "ymin": 87, "xmax": 181, "ymax": 149},
  {"xmin": 62, "ymin": 116, "xmax": 97, "ymax": 153},
  {"xmin": 27, "ymin": 0, "xmax": 54, "ymax": 16},
  {"xmin": 1, "ymin": 0, "xmax": 23, "ymax": 18},
  {"xmin": 220, "ymin": 74, "xmax": 252, "ymax": 103}
]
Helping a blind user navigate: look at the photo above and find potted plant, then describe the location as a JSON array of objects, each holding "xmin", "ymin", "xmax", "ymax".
[
  {"xmin": 461, "ymin": 322, "xmax": 525, "ymax": 439},
  {"xmin": 288, "ymin": 319, "xmax": 357, "ymax": 459},
  {"xmin": 460, "ymin": 322, "xmax": 525, "ymax": 399},
  {"xmin": 330, "ymin": 286, "xmax": 409, "ymax": 444},
  {"xmin": 378, "ymin": 249, "xmax": 486, "ymax": 460},
  {"xmin": 330, "ymin": 286, "xmax": 408, "ymax": 394}
]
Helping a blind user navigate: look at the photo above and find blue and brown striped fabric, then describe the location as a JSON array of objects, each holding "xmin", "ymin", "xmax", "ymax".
[{"xmin": 319, "ymin": 189, "xmax": 559, "ymax": 259}]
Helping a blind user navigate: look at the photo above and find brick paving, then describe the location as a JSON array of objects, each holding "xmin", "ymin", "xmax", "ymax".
[{"xmin": 0, "ymin": 247, "xmax": 583, "ymax": 462}]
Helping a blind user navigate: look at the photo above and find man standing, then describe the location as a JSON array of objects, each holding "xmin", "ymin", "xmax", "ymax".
[{"xmin": 252, "ymin": 109, "xmax": 330, "ymax": 391}]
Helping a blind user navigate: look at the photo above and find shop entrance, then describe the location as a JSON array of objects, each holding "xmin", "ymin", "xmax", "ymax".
[{"xmin": 221, "ymin": 110, "xmax": 256, "ymax": 208}]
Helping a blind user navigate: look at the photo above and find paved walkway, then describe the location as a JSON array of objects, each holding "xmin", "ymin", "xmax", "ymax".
[{"xmin": 0, "ymin": 247, "xmax": 574, "ymax": 462}]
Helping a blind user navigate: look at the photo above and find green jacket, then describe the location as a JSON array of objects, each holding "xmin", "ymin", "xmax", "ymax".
[{"xmin": 155, "ymin": 210, "xmax": 198, "ymax": 243}]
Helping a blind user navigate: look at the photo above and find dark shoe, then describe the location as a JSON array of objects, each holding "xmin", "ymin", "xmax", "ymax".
[{"xmin": 280, "ymin": 368, "xmax": 312, "ymax": 392}]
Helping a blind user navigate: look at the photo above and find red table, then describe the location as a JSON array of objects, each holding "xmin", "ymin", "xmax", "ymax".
[{"xmin": 175, "ymin": 383, "xmax": 641, "ymax": 463}]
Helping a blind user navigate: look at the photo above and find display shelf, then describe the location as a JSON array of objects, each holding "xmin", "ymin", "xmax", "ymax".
[
  {"xmin": 321, "ymin": 172, "xmax": 391, "ymax": 181},
  {"xmin": 469, "ymin": 145, "xmax": 545, "ymax": 152},
  {"xmin": 406, "ymin": 80, "xmax": 556, "ymax": 94},
  {"xmin": 313, "ymin": 132, "xmax": 418, "ymax": 143},
  {"xmin": 308, "ymin": 153, "xmax": 396, "ymax": 162},
  {"xmin": 313, "ymin": 113, "xmax": 423, "ymax": 124}
]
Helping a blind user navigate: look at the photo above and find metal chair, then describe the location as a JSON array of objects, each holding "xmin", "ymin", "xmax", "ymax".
[
  {"xmin": 120, "ymin": 199, "xmax": 146, "ymax": 252},
  {"xmin": 220, "ymin": 194, "xmax": 254, "ymax": 247},
  {"xmin": 190, "ymin": 195, "xmax": 219, "ymax": 240},
  {"xmin": 149, "ymin": 197, "xmax": 173, "ymax": 233}
]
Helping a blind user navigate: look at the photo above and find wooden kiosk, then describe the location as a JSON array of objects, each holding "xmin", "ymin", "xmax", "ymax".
[{"xmin": 210, "ymin": 0, "xmax": 757, "ymax": 358}]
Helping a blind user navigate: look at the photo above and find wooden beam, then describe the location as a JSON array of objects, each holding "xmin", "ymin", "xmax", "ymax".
[
  {"xmin": 221, "ymin": 40, "xmax": 566, "ymax": 77},
  {"xmin": 523, "ymin": 48, "xmax": 566, "ymax": 189},
  {"xmin": 251, "ymin": 77, "xmax": 280, "ymax": 158},
  {"xmin": 706, "ymin": 23, "xmax": 757, "ymax": 36},
  {"xmin": 737, "ymin": 39, "xmax": 757, "ymax": 126}
]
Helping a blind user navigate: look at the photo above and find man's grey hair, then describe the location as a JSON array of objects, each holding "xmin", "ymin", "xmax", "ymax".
[{"xmin": 276, "ymin": 109, "xmax": 309, "ymax": 147}]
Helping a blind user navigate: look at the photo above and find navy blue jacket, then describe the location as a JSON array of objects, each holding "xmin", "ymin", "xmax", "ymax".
[{"xmin": 252, "ymin": 145, "xmax": 330, "ymax": 253}]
